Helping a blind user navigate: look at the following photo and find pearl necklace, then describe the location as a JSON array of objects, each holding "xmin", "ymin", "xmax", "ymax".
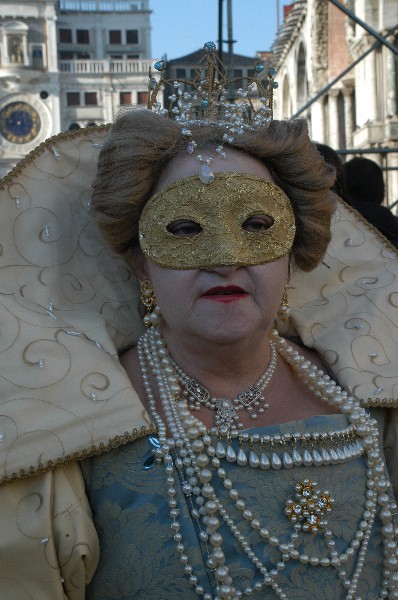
[
  {"xmin": 137, "ymin": 327, "xmax": 398, "ymax": 600},
  {"xmin": 171, "ymin": 340, "xmax": 277, "ymax": 432}
]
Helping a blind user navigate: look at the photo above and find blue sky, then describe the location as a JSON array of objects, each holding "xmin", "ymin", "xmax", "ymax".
[{"xmin": 150, "ymin": 0, "xmax": 281, "ymax": 60}]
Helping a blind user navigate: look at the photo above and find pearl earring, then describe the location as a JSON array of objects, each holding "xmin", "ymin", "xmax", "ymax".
[
  {"xmin": 277, "ymin": 287, "xmax": 290, "ymax": 321},
  {"xmin": 140, "ymin": 280, "xmax": 161, "ymax": 327}
]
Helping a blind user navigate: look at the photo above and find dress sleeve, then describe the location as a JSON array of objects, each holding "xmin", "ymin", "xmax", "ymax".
[
  {"xmin": 53, "ymin": 463, "xmax": 100, "ymax": 599},
  {"xmin": 0, "ymin": 463, "xmax": 99, "ymax": 600}
]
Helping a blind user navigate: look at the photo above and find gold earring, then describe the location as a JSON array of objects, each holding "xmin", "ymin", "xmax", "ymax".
[
  {"xmin": 140, "ymin": 280, "xmax": 156, "ymax": 312},
  {"xmin": 277, "ymin": 287, "xmax": 290, "ymax": 322},
  {"xmin": 140, "ymin": 280, "xmax": 160, "ymax": 327}
]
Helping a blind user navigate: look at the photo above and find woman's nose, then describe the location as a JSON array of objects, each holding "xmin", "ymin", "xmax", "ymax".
[{"xmin": 206, "ymin": 264, "xmax": 241, "ymax": 276}]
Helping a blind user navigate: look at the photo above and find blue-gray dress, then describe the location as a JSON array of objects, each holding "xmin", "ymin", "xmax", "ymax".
[{"xmin": 81, "ymin": 413, "xmax": 391, "ymax": 600}]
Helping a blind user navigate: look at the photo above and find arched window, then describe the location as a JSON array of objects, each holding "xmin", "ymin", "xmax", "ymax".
[
  {"xmin": 1, "ymin": 21, "xmax": 29, "ymax": 66},
  {"xmin": 282, "ymin": 74, "xmax": 291, "ymax": 119},
  {"xmin": 296, "ymin": 42, "xmax": 307, "ymax": 112}
]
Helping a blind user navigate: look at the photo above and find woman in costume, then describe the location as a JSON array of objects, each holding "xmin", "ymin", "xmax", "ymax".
[
  {"xmin": 0, "ymin": 45, "xmax": 397, "ymax": 600},
  {"xmin": 83, "ymin": 49, "xmax": 398, "ymax": 599}
]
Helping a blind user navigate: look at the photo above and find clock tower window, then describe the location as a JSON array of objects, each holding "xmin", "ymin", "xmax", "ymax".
[{"xmin": 3, "ymin": 21, "xmax": 29, "ymax": 67}]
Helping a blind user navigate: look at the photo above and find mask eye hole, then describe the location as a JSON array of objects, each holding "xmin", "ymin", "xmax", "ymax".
[
  {"xmin": 242, "ymin": 214, "xmax": 274, "ymax": 232},
  {"xmin": 167, "ymin": 219, "xmax": 203, "ymax": 237}
]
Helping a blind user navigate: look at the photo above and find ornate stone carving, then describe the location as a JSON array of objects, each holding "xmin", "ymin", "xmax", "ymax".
[{"xmin": 312, "ymin": 0, "xmax": 329, "ymax": 89}]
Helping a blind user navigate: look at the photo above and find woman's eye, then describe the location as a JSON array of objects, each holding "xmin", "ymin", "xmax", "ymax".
[
  {"xmin": 167, "ymin": 220, "xmax": 203, "ymax": 237},
  {"xmin": 242, "ymin": 214, "xmax": 274, "ymax": 232}
]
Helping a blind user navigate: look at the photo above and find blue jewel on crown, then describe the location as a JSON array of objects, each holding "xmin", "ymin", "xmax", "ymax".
[{"xmin": 154, "ymin": 60, "xmax": 165, "ymax": 71}]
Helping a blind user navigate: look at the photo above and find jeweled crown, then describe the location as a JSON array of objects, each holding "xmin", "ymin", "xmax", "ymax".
[{"xmin": 147, "ymin": 42, "xmax": 278, "ymax": 183}]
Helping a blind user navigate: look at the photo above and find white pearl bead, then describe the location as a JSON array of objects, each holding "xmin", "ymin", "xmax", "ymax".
[{"xmin": 299, "ymin": 554, "xmax": 309, "ymax": 564}]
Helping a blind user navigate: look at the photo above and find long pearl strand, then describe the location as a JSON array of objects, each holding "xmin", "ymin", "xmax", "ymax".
[{"xmin": 137, "ymin": 326, "xmax": 398, "ymax": 600}]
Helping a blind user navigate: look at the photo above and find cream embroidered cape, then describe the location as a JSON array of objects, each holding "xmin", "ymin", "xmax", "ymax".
[{"xmin": 0, "ymin": 126, "xmax": 397, "ymax": 599}]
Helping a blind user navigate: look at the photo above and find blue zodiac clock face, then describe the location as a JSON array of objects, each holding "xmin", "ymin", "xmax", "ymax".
[{"xmin": 0, "ymin": 101, "xmax": 41, "ymax": 144}]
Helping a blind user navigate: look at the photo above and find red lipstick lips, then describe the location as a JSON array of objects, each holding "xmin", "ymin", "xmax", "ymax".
[{"xmin": 201, "ymin": 285, "xmax": 248, "ymax": 303}]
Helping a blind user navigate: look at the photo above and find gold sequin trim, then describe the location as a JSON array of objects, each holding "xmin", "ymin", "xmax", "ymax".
[
  {"xmin": 0, "ymin": 423, "xmax": 156, "ymax": 487},
  {"xmin": 0, "ymin": 123, "xmax": 111, "ymax": 191},
  {"xmin": 361, "ymin": 397, "xmax": 398, "ymax": 408}
]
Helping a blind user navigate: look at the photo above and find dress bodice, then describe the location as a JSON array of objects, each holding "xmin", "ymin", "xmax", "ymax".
[{"xmin": 81, "ymin": 413, "xmax": 394, "ymax": 600}]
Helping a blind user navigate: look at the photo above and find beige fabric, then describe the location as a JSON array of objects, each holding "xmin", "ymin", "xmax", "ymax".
[
  {"xmin": 278, "ymin": 201, "xmax": 398, "ymax": 403},
  {"xmin": 0, "ymin": 463, "xmax": 99, "ymax": 600},
  {"xmin": 0, "ymin": 127, "xmax": 154, "ymax": 486}
]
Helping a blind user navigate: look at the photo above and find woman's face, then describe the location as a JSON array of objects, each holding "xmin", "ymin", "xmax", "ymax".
[{"xmin": 136, "ymin": 148, "xmax": 290, "ymax": 346}]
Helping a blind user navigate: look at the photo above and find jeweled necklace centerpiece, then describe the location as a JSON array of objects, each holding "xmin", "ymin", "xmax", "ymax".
[
  {"xmin": 137, "ymin": 325, "xmax": 398, "ymax": 600},
  {"xmin": 170, "ymin": 340, "xmax": 277, "ymax": 432},
  {"xmin": 147, "ymin": 42, "xmax": 278, "ymax": 183}
]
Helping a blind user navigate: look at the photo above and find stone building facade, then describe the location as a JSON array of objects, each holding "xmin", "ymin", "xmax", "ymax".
[
  {"xmin": 272, "ymin": 0, "xmax": 398, "ymax": 207},
  {"xmin": 0, "ymin": 0, "xmax": 153, "ymax": 177}
]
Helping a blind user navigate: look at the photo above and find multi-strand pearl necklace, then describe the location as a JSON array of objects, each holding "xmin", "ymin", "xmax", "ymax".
[
  {"xmin": 137, "ymin": 326, "xmax": 398, "ymax": 600},
  {"xmin": 171, "ymin": 341, "xmax": 277, "ymax": 432}
]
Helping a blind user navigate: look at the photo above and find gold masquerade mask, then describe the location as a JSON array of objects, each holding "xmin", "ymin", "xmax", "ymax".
[{"xmin": 139, "ymin": 173, "xmax": 296, "ymax": 270}]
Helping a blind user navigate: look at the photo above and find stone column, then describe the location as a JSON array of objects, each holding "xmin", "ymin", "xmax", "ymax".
[
  {"xmin": 50, "ymin": 93, "xmax": 61, "ymax": 134},
  {"xmin": 353, "ymin": 36, "xmax": 378, "ymax": 128},
  {"xmin": 310, "ymin": 98, "xmax": 325, "ymax": 143},
  {"xmin": 342, "ymin": 79, "xmax": 355, "ymax": 149},
  {"xmin": 386, "ymin": 48, "xmax": 397, "ymax": 118},
  {"xmin": 365, "ymin": 42, "xmax": 378, "ymax": 123},
  {"xmin": 328, "ymin": 88, "xmax": 340, "ymax": 148},
  {"xmin": 96, "ymin": 28, "xmax": 105, "ymax": 60},
  {"xmin": 46, "ymin": 15, "xmax": 58, "ymax": 73},
  {"xmin": 102, "ymin": 85, "xmax": 114, "ymax": 122}
]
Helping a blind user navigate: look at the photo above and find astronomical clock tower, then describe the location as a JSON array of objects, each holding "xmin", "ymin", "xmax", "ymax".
[{"xmin": 0, "ymin": 0, "xmax": 60, "ymax": 177}]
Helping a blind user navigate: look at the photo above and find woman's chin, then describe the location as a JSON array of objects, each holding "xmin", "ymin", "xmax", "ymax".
[
  {"xmin": 190, "ymin": 318, "xmax": 265, "ymax": 346},
  {"xmin": 163, "ymin": 304, "xmax": 270, "ymax": 347}
]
